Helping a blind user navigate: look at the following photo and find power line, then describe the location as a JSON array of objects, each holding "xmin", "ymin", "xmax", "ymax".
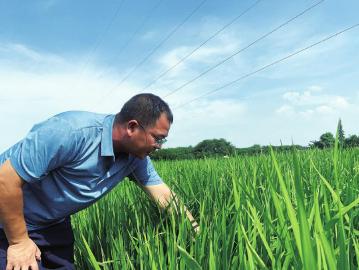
[
  {"xmin": 163, "ymin": 0, "xmax": 325, "ymax": 98},
  {"xmin": 142, "ymin": 0, "xmax": 263, "ymax": 92},
  {"xmin": 94, "ymin": 0, "xmax": 207, "ymax": 110},
  {"xmin": 173, "ymin": 23, "xmax": 359, "ymax": 110},
  {"xmin": 92, "ymin": 0, "xmax": 164, "ymax": 82},
  {"xmin": 116, "ymin": 0, "xmax": 164, "ymax": 60},
  {"xmin": 115, "ymin": 0, "xmax": 208, "ymax": 90},
  {"xmin": 77, "ymin": 0, "xmax": 124, "ymax": 87},
  {"xmin": 89, "ymin": 0, "xmax": 164, "ymax": 110}
]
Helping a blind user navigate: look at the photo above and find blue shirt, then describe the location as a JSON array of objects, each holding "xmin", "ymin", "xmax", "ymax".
[{"xmin": 0, "ymin": 111, "xmax": 163, "ymax": 231}]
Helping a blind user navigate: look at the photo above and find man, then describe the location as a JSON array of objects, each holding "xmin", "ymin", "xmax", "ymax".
[{"xmin": 0, "ymin": 93, "xmax": 199, "ymax": 269}]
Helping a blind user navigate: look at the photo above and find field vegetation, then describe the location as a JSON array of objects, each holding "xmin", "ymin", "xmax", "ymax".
[{"xmin": 73, "ymin": 145, "xmax": 359, "ymax": 269}]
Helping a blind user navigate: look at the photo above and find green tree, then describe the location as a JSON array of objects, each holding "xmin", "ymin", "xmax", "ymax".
[
  {"xmin": 310, "ymin": 140, "xmax": 323, "ymax": 149},
  {"xmin": 193, "ymin": 138, "xmax": 236, "ymax": 158},
  {"xmin": 150, "ymin": 146, "xmax": 194, "ymax": 160},
  {"xmin": 337, "ymin": 119, "xmax": 345, "ymax": 147},
  {"xmin": 320, "ymin": 132, "xmax": 335, "ymax": 148},
  {"xmin": 344, "ymin": 135, "xmax": 359, "ymax": 148},
  {"xmin": 310, "ymin": 132, "xmax": 335, "ymax": 149}
]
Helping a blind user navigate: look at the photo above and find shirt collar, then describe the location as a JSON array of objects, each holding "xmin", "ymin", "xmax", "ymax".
[{"xmin": 101, "ymin": 114, "xmax": 116, "ymax": 158}]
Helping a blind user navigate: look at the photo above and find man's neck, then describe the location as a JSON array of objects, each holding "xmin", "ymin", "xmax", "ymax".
[{"xmin": 112, "ymin": 124, "xmax": 130, "ymax": 159}]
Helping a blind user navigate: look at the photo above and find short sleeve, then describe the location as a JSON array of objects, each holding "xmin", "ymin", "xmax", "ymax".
[
  {"xmin": 129, "ymin": 156, "xmax": 163, "ymax": 186},
  {"xmin": 9, "ymin": 118, "xmax": 76, "ymax": 183}
]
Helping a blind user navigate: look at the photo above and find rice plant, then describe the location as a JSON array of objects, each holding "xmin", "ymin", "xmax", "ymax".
[{"xmin": 72, "ymin": 147, "xmax": 359, "ymax": 269}]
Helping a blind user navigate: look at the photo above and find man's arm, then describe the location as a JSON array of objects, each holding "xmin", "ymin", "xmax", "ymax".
[
  {"xmin": 139, "ymin": 183, "xmax": 200, "ymax": 232},
  {"xmin": 0, "ymin": 160, "xmax": 41, "ymax": 270}
]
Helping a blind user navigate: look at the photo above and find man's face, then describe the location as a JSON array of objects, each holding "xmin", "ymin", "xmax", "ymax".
[{"xmin": 131, "ymin": 113, "xmax": 170, "ymax": 159}]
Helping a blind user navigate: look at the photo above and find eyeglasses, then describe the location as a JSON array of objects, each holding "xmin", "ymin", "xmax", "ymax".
[{"xmin": 138, "ymin": 122, "xmax": 167, "ymax": 146}]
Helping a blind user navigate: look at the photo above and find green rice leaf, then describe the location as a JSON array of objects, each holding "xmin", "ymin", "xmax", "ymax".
[
  {"xmin": 270, "ymin": 147, "xmax": 302, "ymax": 260},
  {"xmin": 177, "ymin": 245, "xmax": 202, "ymax": 270},
  {"xmin": 240, "ymin": 224, "xmax": 268, "ymax": 269},
  {"xmin": 292, "ymin": 149, "xmax": 317, "ymax": 268},
  {"xmin": 314, "ymin": 191, "xmax": 336, "ymax": 270},
  {"xmin": 81, "ymin": 234, "xmax": 101, "ymax": 270}
]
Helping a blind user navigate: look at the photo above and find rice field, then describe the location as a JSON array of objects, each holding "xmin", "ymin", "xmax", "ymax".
[{"xmin": 72, "ymin": 146, "xmax": 359, "ymax": 269}]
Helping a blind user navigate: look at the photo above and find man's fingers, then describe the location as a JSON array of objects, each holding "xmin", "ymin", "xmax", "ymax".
[
  {"xmin": 7, "ymin": 260, "xmax": 40, "ymax": 270},
  {"xmin": 6, "ymin": 262, "xmax": 13, "ymax": 270},
  {"xmin": 30, "ymin": 261, "xmax": 40, "ymax": 270},
  {"xmin": 6, "ymin": 237, "xmax": 41, "ymax": 269},
  {"xmin": 35, "ymin": 247, "xmax": 41, "ymax": 261}
]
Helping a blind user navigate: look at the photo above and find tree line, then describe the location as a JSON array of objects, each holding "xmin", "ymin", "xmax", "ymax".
[
  {"xmin": 150, "ymin": 139, "xmax": 306, "ymax": 161},
  {"xmin": 309, "ymin": 119, "xmax": 359, "ymax": 149},
  {"xmin": 151, "ymin": 119, "xmax": 358, "ymax": 160}
]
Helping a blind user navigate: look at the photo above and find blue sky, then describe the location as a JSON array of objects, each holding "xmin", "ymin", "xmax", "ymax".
[{"xmin": 1, "ymin": 0, "xmax": 358, "ymax": 151}]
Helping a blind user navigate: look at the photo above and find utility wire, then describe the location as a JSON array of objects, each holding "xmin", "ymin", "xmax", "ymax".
[
  {"xmin": 173, "ymin": 23, "xmax": 359, "ymax": 110},
  {"xmin": 92, "ymin": 0, "xmax": 164, "ymax": 83},
  {"xmin": 90, "ymin": 0, "xmax": 164, "ymax": 110},
  {"xmin": 163, "ymin": 0, "xmax": 325, "ymax": 98},
  {"xmin": 116, "ymin": 0, "xmax": 164, "ymax": 59},
  {"xmin": 80, "ymin": 0, "xmax": 125, "ymax": 77},
  {"xmin": 142, "ymin": 0, "xmax": 263, "ymax": 92},
  {"xmin": 95, "ymin": 0, "xmax": 207, "ymax": 110},
  {"xmin": 115, "ymin": 0, "xmax": 208, "ymax": 89}
]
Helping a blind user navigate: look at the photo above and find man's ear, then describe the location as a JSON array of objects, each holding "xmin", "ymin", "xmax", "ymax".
[{"xmin": 127, "ymin": 120, "xmax": 139, "ymax": 136}]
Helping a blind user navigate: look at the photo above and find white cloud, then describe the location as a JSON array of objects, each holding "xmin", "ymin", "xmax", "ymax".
[
  {"xmin": 329, "ymin": 96, "xmax": 349, "ymax": 109},
  {"xmin": 158, "ymin": 46, "xmax": 189, "ymax": 73},
  {"xmin": 0, "ymin": 42, "xmax": 250, "ymax": 151},
  {"xmin": 298, "ymin": 109, "xmax": 315, "ymax": 118},
  {"xmin": 0, "ymin": 42, "xmax": 142, "ymax": 152},
  {"xmin": 315, "ymin": 105, "xmax": 333, "ymax": 114},
  {"xmin": 2, "ymin": 43, "xmax": 42, "ymax": 61},
  {"xmin": 278, "ymin": 87, "xmax": 350, "ymax": 117},
  {"xmin": 0, "ymin": 43, "xmax": 64, "ymax": 66},
  {"xmin": 167, "ymin": 98, "xmax": 247, "ymax": 147},
  {"xmin": 308, "ymin": 85, "xmax": 323, "ymax": 92},
  {"xmin": 157, "ymin": 29, "xmax": 241, "ymax": 79},
  {"xmin": 276, "ymin": 105, "xmax": 294, "ymax": 115}
]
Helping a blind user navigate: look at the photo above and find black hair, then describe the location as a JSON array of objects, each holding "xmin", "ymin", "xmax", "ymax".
[{"xmin": 115, "ymin": 93, "xmax": 173, "ymax": 128}]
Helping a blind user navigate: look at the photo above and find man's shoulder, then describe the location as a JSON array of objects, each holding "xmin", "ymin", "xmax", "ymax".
[
  {"xmin": 34, "ymin": 111, "xmax": 113, "ymax": 132},
  {"xmin": 54, "ymin": 111, "xmax": 111, "ymax": 128}
]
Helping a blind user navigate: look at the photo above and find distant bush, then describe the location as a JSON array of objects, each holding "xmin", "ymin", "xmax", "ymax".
[
  {"xmin": 151, "ymin": 139, "xmax": 307, "ymax": 160},
  {"xmin": 150, "ymin": 146, "xmax": 195, "ymax": 160},
  {"xmin": 193, "ymin": 138, "xmax": 236, "ymax": 158},
  {"xmin": 236, "ymin": 145, "xmax": 307, "ymax": 156}
]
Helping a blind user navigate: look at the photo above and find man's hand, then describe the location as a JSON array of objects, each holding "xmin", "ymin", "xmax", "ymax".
[
  {"xmin": 138, "ymin": 183, "xmax": 200, "ymax": 235},
  {"xmin": 6, "ymin": 237, "xmax": 41, "ymax": 270},
  {"xmin": 190, "ymin": 220, "xmax": 200, "ymax": 234},
  {"xmin": 0, "ymin": 160, "xmax": 40, "ymax": 269}
]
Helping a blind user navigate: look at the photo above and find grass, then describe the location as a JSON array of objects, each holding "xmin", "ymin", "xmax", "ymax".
[{"xmin": 72, "ymin": 147, "xmax": 359, "ymax": 269}]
